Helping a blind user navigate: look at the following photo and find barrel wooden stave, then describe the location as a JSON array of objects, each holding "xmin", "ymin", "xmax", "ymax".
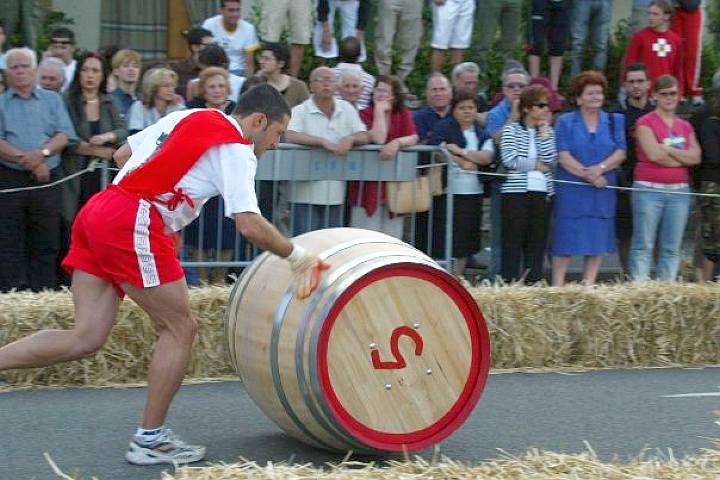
[{"xmin": 225, "ymin": 228, "xmax": 489, "ymax": 453}]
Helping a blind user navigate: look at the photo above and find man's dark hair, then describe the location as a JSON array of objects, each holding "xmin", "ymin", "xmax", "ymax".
[
  {"xmin": 220, "ymin": 0, "xmax": 240, "ymax": 7},
  {"xmin": 338, "ymin": 36, "xmax": 361, "ymax": 63},
  {"xmin": 626, "ymin": 63, "xmax": 649, "ymax": 78},
  {"xmin": 234, "ymin": 84, "xmax": 291, "ymax": 123},
  {"xmin": 51, "ymin": 27, "xmax": 75, "ymax": 42},
  {"xmin": 185, "ymin": 27, "xmax": 212, "ymax": 46},
  {"xmin": 239, "ymin": 74, "xmax": 268, "ymax": 95},
  {"xmin": 198, "ymin": 44, "xmax": 229, "ymax": 69},
  {"xmin": 261, "ymin": 42, "xmax": 290, "ymax": 67}
]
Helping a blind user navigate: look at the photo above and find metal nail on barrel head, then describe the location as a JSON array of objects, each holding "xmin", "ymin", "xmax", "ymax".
[{"xmin": 385, "ymin": 384, "xmax": 392, "ymax": 390}]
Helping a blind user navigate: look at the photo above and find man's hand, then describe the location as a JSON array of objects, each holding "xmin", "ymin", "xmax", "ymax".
[
  {"xmin": 591, "ymin": 175, "xmax": 608, "ymax": 189},
  {"xmin": 334, "ymin": 136, "xmax": 354, "ymax": 156},
  {"xmin": 379, "ymin": 139, "xmax": 400, "ymax": 160},
  {"xmin": 89, "ymin": 133, "xmax": 114, "ymax": 146},
  {"xmin": 32, "ymin": 163, "xmax": 51, "ymax": 183},
  {"xmin": 16, "ymin": 150, "xmax": 44, "ymax": 171},
  {"xmin": 287, "ymin": 245, "xmax": 330, "ymax": 299}
]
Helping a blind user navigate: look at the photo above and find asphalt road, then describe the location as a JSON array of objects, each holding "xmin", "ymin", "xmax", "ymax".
[{"xmin": 1, "ymin": 367, "xmax": 719, "ymax": 480}]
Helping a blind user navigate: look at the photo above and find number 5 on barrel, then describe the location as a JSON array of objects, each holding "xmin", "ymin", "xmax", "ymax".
[{"xmin": 371, "ymin": 326, "xmax": 424, "ymax": 370}]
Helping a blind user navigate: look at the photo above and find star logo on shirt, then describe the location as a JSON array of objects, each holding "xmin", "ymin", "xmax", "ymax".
[{"xmin": 652, "ymin": 38, "xmax": 672, "ymax": 57}]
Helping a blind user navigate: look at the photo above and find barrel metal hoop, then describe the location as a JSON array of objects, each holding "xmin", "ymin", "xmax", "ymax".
[
  {"xmin": 303, "ymin": 255, "xmax": 441, "ymax": 451},
  {"xmin": 316, "ymin": 237, "xmax": 413, "ymax": 262},
  {"xmin": 270, "ymin": 290, "xmax": 334, "ymax": 449}
]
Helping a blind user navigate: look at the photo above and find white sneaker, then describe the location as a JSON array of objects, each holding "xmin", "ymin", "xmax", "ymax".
[{"xmin": 125, "ymin": 429, "xmax": 206, "ymax": 465}]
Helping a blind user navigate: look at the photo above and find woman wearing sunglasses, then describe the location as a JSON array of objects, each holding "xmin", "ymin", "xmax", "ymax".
[
  {"xmin": 499, "ymin": 84, "xmax": 557, "ymax": 283},
  {"xmin": 551, "ymin": 71, "xmax": 626, "ymax": 286},
  {"xmin": 630, "ymin": 74, "xmax": 701, "ymax": 281}
]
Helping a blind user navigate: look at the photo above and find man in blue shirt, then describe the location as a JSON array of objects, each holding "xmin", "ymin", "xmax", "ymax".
[
  {"xmin": 484, "ymin": 63, "xmax": 529, "ymax": 281},
  {"xmin": 414, "ymin": 73, "xmax": 452, "ymax": 142},
  {"xmin": 0, "ymin": 47, "xmax": 78, "ymax": 291}
]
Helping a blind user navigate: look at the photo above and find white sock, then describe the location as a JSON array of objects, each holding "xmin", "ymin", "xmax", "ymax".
[{"xmin": 134, "ymin": 426, "xmax": 164, "ymax": 445}]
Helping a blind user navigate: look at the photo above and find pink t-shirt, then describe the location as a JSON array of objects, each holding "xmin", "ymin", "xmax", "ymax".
[{"xmin": 634, "ymin": 111, "xmax": 693, "ymax": 184}]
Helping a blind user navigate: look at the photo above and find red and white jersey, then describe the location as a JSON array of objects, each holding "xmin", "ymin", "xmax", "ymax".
[{"xmin": 114, "ymin": 109, "xmax": 260, "ymax": 232}]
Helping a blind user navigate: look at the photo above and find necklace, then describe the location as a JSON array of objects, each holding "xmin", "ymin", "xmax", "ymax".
[{"xmin": 86, "ymin": 98, "xmax": 99, "ymax": 103}]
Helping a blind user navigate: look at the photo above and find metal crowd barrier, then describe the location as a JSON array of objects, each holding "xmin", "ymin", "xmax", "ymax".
[{"xmin": 101, "ymin": 143, "xmax": 457, "ymax": 283}]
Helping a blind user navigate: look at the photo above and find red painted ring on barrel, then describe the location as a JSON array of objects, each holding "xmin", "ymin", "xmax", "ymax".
[{"xmin": 316, "ymin": 262, "xmax": 491, "ymax": 452}]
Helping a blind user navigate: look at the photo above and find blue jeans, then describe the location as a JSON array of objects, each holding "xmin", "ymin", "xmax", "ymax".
[
  {"xmin": 629, "ymin": 184, "xmax": 691, "ymax": 281},
  {"xmin": 291, "ymin": 203, "xmax": 343, "ymax": 236},
  {"xmin": 569, "ymin": 0, "xmax": 612, "ymax": 77}
]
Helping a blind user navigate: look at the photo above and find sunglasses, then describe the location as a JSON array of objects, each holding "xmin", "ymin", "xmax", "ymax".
[{"xmin": 533, "ymin": 102, "xmax": 550, "ymax": 109}]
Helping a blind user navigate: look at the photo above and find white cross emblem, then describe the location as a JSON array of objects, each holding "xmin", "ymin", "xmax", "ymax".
[{"xmin": 652, "ymin": 38, "xmax": 672, "ymax": 57}]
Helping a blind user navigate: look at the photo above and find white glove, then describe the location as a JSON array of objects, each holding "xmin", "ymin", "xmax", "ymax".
[{"xmin": 286, "ymin": 244, "xmax": 330, "ymax": 299}]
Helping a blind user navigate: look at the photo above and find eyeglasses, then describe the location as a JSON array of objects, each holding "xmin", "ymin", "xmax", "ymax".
[
  {"xmin": 504, "ymin": 83, "xmax": 528, "ymax": 90},
  {"xmin": 656, "ymin": 90, "xmax": 679, "ymax": 97},
  {"xmin": 532, "ymin": 102, "xmax": 549, "ymax": 109}
]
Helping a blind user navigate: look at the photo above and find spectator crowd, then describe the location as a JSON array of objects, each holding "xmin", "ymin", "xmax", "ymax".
[{"xmin": 0, "ymin": 0, "xmax": 718, "ymax": 293}]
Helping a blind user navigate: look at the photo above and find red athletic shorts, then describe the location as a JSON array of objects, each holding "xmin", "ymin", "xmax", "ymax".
[{"xmin": 62, "ymin": 185, "xmax": 185, "ymax": 298}]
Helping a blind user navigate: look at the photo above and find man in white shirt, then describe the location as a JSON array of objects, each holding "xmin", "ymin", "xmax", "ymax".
[
  {"xmin": 202, "ymin": 0, "xmax": 260, "ymax": 76},
  {"xmin": 331, "ymin": 36, "xmax": 375, "ymax": 110},
  {"xmin": 286, "ymin": 66, "xmax": 370, "ymax": 234},
  {"xmin": 47, "ymin": 27, "xmax": 76, "ymax": 93},
  {"xmin": 0, "ymin": 85, "xmax": 327, "ymax": 466}
]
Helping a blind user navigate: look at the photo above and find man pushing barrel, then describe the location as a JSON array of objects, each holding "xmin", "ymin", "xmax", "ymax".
[{"xmin": 0, "ymin": 84, "xmax": 328, "ymax": 465}]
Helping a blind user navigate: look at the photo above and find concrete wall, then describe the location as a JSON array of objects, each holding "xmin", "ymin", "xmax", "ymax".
[{"xmin": 50, "ymin": 0, "xmax": 101, "ymax": 51}]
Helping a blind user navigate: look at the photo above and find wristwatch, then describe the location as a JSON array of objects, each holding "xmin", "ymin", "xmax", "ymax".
[{"xmin": 41, "ymin": 148, "xmax": 51, "ymax": 157}]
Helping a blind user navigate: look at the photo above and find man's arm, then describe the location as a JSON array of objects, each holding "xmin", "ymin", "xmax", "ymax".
[
  {"xmin": 285, "ymin": 130, "xmax": 329, "ymax": 148},
  {"xmin": 235, "ymin": 212, "xmax": 329, "ymax": 298},
  {"xmin": 235, "ymin": 212, "xmax": 293, "ymax": 257},
  {"xmin": 113, "ymin": 143, "xmax": 132, "ymax": 168},
  {"xmin": 0, "ymin": 138, "xmax": 26, "ymax": 166}
]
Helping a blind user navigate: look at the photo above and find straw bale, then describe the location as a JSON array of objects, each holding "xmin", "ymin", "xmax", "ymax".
[
  {"xmin": 1, "ymin": 282, "xmax": 719, "ymax": 387},
  {"xmin": 157, "ymin": 442, "xmax": 720, "ymax": 479}
]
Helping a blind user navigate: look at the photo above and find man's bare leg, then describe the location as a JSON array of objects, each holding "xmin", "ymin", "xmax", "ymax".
[
  {"xmin": 122, "ymin": 277, "xmax": 197, "ymax": 429},
  {"xmin": 0, "ymin": 270, "xmax": 119, "ymax": 370}
]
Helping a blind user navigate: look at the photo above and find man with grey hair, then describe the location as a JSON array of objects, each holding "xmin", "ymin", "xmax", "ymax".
[
  {"xmin": 37, "ymin": 56, "xmax": 66, "ymax": 92},
  {"xmin": 332, "ymin": 36, "xmax": 375, "ymax": 109},
  {"xmin": 286, "ymin": 66, "xmax": 370, "ymax": 234},
  {"xmin": 451, "ymin": 62, "xmax": 488, "ymax": 111},
  {"xmin": 337, "ymin": 69, "xmax": 363, "ymax": 108},
  {"xmin": 0, "ymin": 47, "xmax": 77, "ymax": 291},
  {"xmin": 483, "ymin": 60, "xmax": 530, "ymax": 282}
]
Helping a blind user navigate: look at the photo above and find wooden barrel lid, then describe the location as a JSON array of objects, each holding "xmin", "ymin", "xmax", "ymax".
[{"xmin": 314, "ymin": 261, "xmax": 490, "ymax": 451}]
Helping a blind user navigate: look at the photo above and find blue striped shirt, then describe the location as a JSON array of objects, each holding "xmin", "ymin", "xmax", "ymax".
[{"xmin": 0, "ymin": 86, "xmax": 78, "ymax": 170}]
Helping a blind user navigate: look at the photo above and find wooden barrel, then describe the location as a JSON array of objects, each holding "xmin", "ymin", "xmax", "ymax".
[{"xmin": 224, "ymin": 228, "xmax": 491, "ymax": 453}]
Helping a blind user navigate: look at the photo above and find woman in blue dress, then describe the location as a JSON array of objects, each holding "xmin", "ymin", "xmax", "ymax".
[{"xmin": 552, "ymin": 71, "xmax": 626, "ymax": 285}]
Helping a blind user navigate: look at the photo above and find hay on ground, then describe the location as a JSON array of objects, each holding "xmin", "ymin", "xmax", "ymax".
[
  {"xmin": 0, "ymin": 282, "xmax": 719, "ymax": 387},
  {"xmin": 160, "ymin": 442, "xmax": 720, "ymax": 479}
]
